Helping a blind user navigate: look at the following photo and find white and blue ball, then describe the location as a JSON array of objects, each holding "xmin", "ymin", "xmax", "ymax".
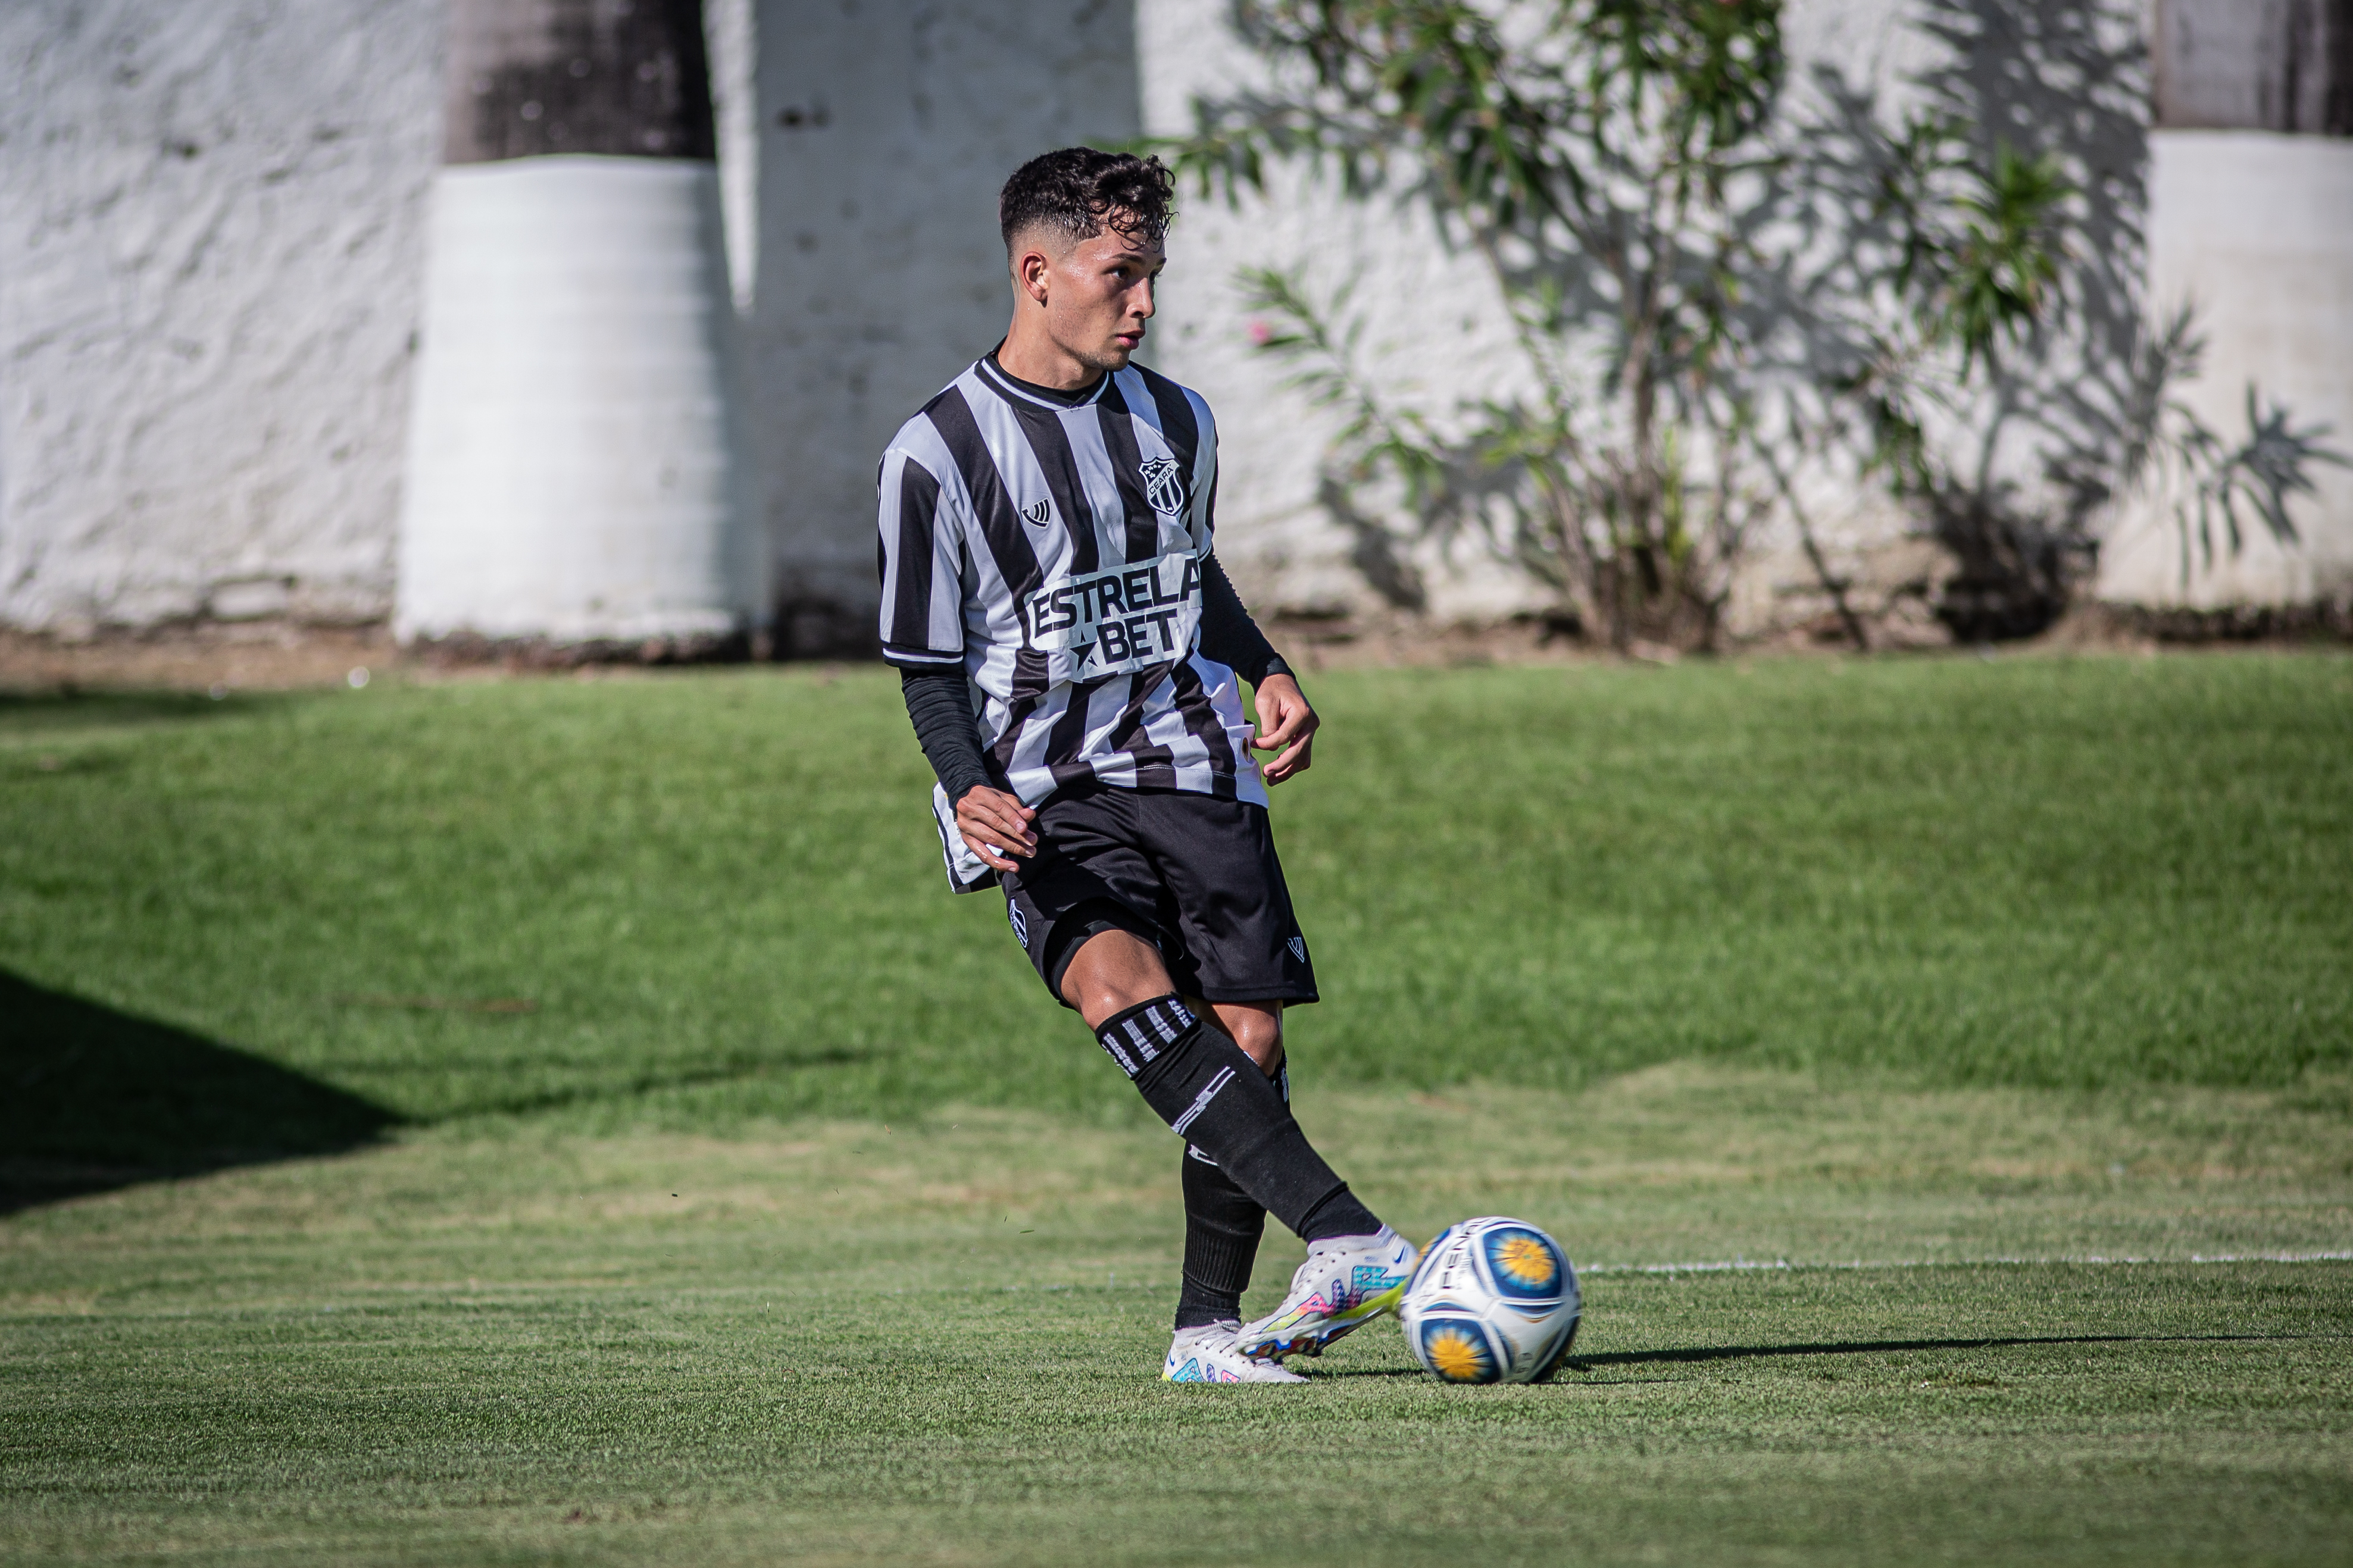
[{"xmin": 1399, "ymin": 1217, "xmax": 1580, "ymax": 1385}]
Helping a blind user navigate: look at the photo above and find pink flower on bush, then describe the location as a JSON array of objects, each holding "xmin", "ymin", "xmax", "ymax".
[{"xmin": 1246, "ymin": 320, "xmax": 1273, "ymax": 347}]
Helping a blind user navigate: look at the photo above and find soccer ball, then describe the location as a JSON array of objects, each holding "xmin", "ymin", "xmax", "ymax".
[{"xmin": 1399, "ymin": 1217, "xmax": 1580, "ymax": 1385}]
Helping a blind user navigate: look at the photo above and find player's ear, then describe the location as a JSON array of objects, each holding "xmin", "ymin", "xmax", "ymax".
[{"xmin": 1013, "ymin": 240, "xmax": 1053, "ymax": 307}]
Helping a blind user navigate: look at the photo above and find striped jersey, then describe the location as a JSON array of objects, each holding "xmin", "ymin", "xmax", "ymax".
[{"xmin": 877, "ymin": 353, "xmax": 1264, "ymax": 892}]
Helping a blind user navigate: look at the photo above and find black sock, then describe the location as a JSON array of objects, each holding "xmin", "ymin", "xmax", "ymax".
[
  {"xmin": 1296, "ymin": 1184, "xmax": 1380, "ymax": 1242},
  {"xmin": 1093, "ymin": 995, "xmax": 1383, "ymax": 1243},
  {"xmin": 1174, "ymin": 1047, "xmax": 1278, "ymax": 1331},
  {"xmin": 1174, "ymin": 1144, "xmax": 1265, "ymax": 1329}
]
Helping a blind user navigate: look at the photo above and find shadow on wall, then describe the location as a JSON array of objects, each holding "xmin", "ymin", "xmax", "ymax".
[
  {"xmin": 0, "ymin": 969, "xmax": 398, "ymax": 1214},
  {"xmin": 1177, "ymin": 0, "xmax": 2154, "ymax": 643},
  {"xmin": 1914, "ymin": 0, "xmax": 2151, "ymax": 634},
  {"xmin": 1769, "ymin": 0, "xmax": 2149, "ymax": 640}
]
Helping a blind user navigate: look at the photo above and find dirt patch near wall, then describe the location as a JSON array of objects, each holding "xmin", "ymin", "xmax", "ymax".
[
  {"xmin": 0, "ymin": 625, "xmax": 404, "ymax": 693},
  {"xmin": 4, "ymin": 599, "xmax": 2338, "ymax": 694},
  {"xmin": 1267, "ymin": 611, "xmax": 1600, "ymax": 671},
  {"xmin": 0, "ymin": 624, "xmax": 759, "ymax": 693},
  {"xmin": 1265, "ymin": 607, "xmax": 2092, "ymax": 668}
]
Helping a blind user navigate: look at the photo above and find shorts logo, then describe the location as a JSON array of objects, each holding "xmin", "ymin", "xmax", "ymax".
[
  {"xmin": 1009, "ymin": 903, "xmax": 1030, "ymax": 949},
  {"xmin": 1139, "ymin": 456, "xmax": 1186, "ymax": 517},
  {"xmin": 1287, "ymin": 935, "xmax": 1307, "ymax": 963}
]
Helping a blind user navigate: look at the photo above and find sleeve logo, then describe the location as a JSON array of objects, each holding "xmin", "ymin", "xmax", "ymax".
[{"xmin": 1139, "ymin": 456, "xmax": 1188, "ymax": 518}]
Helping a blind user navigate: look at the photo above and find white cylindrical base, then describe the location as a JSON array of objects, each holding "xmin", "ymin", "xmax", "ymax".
[
  {"xmin": 395, "ymin": 156, "xmax": 761, "ymax": 643},
  {"xmin": 2101, "ymin": 130, "xmax": 2353, "ymax": 608}
]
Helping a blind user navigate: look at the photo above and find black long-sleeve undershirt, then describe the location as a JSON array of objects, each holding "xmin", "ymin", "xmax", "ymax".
[
  {"xmin": 1198, "ymin": 551, "xmax": 1291, "ymax": 687},
  {"xmin": 899, "ymin": 552, "xmax": 1292, "ymax": 806},
  {"xmin": 900, "ymin": 665, "xmax": 996, "ymax": 805}
]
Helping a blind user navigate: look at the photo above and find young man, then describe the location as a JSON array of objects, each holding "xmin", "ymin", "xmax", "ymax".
[{"xmin": 876, "ymin": 148, "xmax": 1416, "ymax": 1383}]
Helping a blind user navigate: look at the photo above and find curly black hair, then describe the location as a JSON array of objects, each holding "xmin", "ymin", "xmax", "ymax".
[{"xmin": 998, "ymin": 147, "xmax": 1176, "ymax": 256}]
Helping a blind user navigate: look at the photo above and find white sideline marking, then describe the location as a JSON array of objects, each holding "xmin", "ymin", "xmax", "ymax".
[{"xmin": 1581, "ymin": 1250, "xmax": 2353, "ymax": 1276}]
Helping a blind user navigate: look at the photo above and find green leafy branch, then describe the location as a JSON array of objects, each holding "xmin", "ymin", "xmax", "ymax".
[{"xmin": 1164, "ymin": 0, "xmax": 1788, "ymax": 648}]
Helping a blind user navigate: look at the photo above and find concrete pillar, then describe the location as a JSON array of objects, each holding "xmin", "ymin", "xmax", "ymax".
[
  {"xmin": 396, "ymin": 0, "xmax": 761, "ymax": 649},
  {"xmin": 2102, "ymin": 0, "xmax": 2353, "ymax": 606}
]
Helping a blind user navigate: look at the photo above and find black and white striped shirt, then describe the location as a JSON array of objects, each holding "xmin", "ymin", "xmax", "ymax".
[{"xmin": 877, "ymin": 354, "xmax": 1264, "ymax": 891}]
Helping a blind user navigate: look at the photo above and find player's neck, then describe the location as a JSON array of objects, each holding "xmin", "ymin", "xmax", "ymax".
[{"xmin": 996, "ymin": 318, "xmax": 1107, "ymax": 396}]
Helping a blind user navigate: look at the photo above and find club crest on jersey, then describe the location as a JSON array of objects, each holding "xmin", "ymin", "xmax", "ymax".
[{"xmin": 1139, "ymin": 456, "xmax": 1187, "ymax": 517}]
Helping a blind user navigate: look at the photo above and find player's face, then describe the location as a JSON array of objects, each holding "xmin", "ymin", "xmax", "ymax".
[{"xmin": 1032, "ymin": 222, "xmax": 1164, "ymax": 374}]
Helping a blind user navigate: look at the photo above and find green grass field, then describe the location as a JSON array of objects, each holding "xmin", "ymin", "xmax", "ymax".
[{"xmin": 4, "ymin": 652, "xmax": 2350, "ymax": 1564}]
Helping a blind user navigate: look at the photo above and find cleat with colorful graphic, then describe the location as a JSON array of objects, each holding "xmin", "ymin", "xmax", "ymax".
[
  {"xmin": 1237, "ymin": 1226, "xmax": 1418, "ymax": 1360},
  {"xmin": 1161, "ymin": 1321, "xmax": 1310, "ymax": 1384}
]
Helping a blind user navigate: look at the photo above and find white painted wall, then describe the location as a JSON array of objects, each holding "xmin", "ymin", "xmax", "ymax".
[
  {"xmin": 396, "ymin": 157, "xmax": 757, "ymax": 644},
  {"xmin": 2099, "ymin": 130, "xmax": 2353, "ymax": 606},
  {"xmin": 1135, "ymin": 0, "xmax": 1535, "ymax": 621},
  {"xmin": 4, "ymin": 0, "xmax": 2345, "ymax": 641},
  {"xmin": 1134, "ymin": 0, "xmax": 1954, "ymax": 628},
  {"xmin": 743, "ymin": 0, "xmax": 1144, "ymax": 646},
  {"xmin": 0, "ymin": 0, "xmax": 441, "ymax": 634}
]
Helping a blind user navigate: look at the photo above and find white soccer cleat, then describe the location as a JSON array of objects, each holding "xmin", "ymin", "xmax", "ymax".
[
  {"xmin": 1161, "ymin": 1321, "xmax": 1310, "ymax": 1384},
  {"xmin": 1237, "ymin": 1225, "xmax": 1418, "ymax": 1360}
]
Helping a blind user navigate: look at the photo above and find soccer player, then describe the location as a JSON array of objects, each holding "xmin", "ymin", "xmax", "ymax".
[{"xmin": 877, "ymin": 148, "xmax": 1417, "ymax": 1384}]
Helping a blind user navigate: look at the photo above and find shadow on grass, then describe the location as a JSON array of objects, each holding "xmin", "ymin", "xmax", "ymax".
[
  {"xmin": 0, "ymin": 687, "xmax": 282, "ymax": 736},
  {"xmin": 1316, "ymin": 1332, "xmax": 2315, "ymax": 1382},
  {"xmin": 0, "ymin": 969, "xmax": 399, "ymax": 1214}
]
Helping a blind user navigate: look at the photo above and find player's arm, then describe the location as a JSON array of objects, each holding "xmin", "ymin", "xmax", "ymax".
[
  {"xmin": 1198, "ymin": 552, "xmax": 1317, "ymax": 786},
  {"xmin": 877, "ymin": 444, "xmax": 1035, "ymax": 869},
  {"xmin": 898, "ymin": 671, "xmax": 1036, "ymax": 869}
]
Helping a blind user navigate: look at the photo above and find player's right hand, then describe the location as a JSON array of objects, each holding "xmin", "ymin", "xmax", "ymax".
[{"xmin": 954, "ymin": 785, "xmax": 1038, "ymax": 872}]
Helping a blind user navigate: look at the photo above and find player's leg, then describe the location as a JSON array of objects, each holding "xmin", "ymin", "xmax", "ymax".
[
  {"xmin": 1057, "ymin": 932, "xmax": 1307, "ymax": 1381},
  {"xmin": 1173, "ymin": 1001, "xmax": 1281, "ymax": 1336},
  {"xmin": 1060, "ymin": 928, "xmax": 1379, "ymax": 1244},
  {"xmin": 1066, "ymin": 972, "xmax": 1412, "ymax": 1360},
  {"xmin": 1168, "ymin": 1028, "xmax": 1293, "ymax": 1382},
  {"xmin": 1007, "ymin": 790, "xmax": 1404, "ymax": 1364},
  {"xmin": 995, "ymin": 806, "xmax": 1302, "ymax": 1379},
  {"xmin": 1144, "ymin": 794, "xmax": 1417, "ymax": 1360},
  {"xmin": 1193, "ymin": 997, "xmax": 1284, "ymax": 1075}
]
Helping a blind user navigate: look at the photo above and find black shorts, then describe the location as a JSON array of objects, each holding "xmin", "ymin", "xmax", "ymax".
[{"xmin": 1001, "ymin": 786, "xmax": 1318, "ymax": 1010}]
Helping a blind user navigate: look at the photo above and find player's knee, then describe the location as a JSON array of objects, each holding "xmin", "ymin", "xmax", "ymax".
[
  {"xmin": 1071, "ymin": 980, "xmax": 1165, "ymax": 1029},
  {"xmin": 1061, "ymin": 929, "xmax": 1176, "ymax": 1026},
  {"xmin": 1214, "ymin": 1002, "xmax": 1283, "ymax": 1075}
]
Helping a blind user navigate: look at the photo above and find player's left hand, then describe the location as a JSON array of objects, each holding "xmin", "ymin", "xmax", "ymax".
[{"xmin": 1251, "ymin": 673, "xmax": 1318, "ymax": 786}]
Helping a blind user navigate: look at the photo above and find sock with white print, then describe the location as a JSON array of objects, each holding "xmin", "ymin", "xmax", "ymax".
[{"xmin": 1092, "ymin": 995, "xmax": 1380, "ymax": 1245}]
